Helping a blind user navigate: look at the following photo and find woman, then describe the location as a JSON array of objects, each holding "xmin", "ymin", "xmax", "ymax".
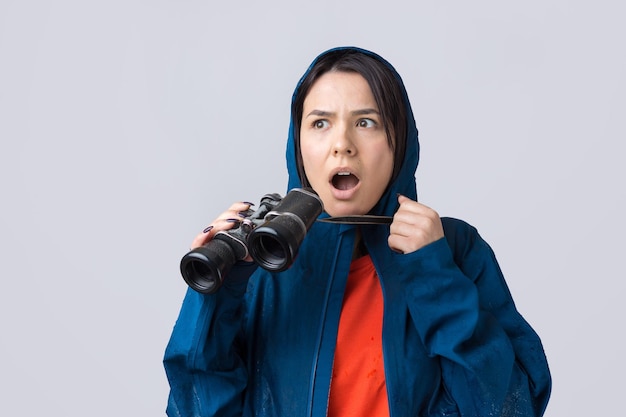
[{"xmin": 164, "ymin": 47, "xmax": 551, "ymax": 417}]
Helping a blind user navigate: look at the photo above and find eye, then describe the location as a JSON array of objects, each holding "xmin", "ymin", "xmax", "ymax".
[
  {"xmin": 312, "ymin": 119, "xmax": 329, "ymax": 129},
  {"xmin": 357, "ymin": 118, "xmax": 377, "ymax": 128}
]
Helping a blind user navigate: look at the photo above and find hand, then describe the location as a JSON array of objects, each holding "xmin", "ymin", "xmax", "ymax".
[
  {"xmin": 191, "ymin": 201, "xmax": 255, "ymax": 262},
  {"xmin": 388, "ymin": 195, "xmax": 444, "ymax": 254}
]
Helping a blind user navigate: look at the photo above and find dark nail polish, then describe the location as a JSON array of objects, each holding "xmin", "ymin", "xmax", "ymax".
[
  {"xmin": 237, "ymin": 212, "xmax": 248, "ymax": 218},
  {"xmin": 226, "ymin": 218, "xmax": 240, "ymax": 223},
  {"xmin": 203, "ymin": 225, "xmax": 214, "ymax": 233},
  {"xmin": 243, "ymin": 201, "xmax": 255, "ymax": 206}
]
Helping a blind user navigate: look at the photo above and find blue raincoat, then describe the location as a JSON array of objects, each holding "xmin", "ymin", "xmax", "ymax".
[{"xmin": 164, "ymin": 47, "xmax": 551, "ymax": 417}]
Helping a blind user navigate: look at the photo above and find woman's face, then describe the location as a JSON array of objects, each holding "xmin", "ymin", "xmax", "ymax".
[{"xmin": 300, "ymin": 71, "xmax": 394, "ymax": 217}]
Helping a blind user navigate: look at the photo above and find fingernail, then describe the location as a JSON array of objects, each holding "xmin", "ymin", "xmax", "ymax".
[
  {"xmin": 203, "ymin": 225, "xmax": 214, "ymax": 233},
  {"xmin": 226, "ymin": 218, "xmax": 240, "ymax": 223},
  {"xmin": 237, "ymin": 211, "xmax": 248, "ymax": 218},
  {"xmin": 243, "ymin": 201, "xmax": 255, "ymax": 206}
]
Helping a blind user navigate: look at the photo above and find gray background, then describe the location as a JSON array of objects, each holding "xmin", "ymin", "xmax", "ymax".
[{"xmin": 1, "ymin": 1, "xmax": 624, "ymax": 415}]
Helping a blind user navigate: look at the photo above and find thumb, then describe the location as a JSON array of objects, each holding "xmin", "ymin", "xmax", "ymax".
[{"xmin": 397, "ymin": 193, "xmax": 414, "ymax": 204}]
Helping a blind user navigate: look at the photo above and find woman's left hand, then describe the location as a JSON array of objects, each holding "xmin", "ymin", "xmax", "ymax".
[{"xmin": 388, "ymin": 194, "xmax": 445, "ymax": 254}]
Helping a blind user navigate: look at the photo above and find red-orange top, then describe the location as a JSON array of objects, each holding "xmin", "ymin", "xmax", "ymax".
[{"xmin": 327, "ymin": 255, "xmax": 389, "ymax": 417}]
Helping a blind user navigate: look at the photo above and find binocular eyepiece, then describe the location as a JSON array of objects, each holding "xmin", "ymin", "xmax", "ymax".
[{"xmin": 180, "ymin": 188, "xmax": 323, "ymax": 294}]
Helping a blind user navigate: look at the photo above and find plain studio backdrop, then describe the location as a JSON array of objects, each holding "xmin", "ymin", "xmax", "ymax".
[{"xmin": 1, "ymin": 1, "xmax": 624, "ymax": 416}]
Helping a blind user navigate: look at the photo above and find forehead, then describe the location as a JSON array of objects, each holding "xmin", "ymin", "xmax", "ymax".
[{"xmin": 303, "ymin": 71, "xmax": 377, "ymax": 110}]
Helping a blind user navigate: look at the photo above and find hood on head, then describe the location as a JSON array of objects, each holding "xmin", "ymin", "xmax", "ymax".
[{"xmin": 285, "ymin": 46, "xmax": 420, "ymax": 217}]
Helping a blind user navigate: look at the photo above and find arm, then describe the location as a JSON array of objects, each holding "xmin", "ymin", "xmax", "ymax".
[
  {"xmin": 164, "ymin": 262, "xmax": 257, "ymax": 417},
  {"xmin": 164, "ymin": 201, "xmax": 259, "ymax": 416},
  {"xmin": 444, "ymin": 219, "xmax": 551, "ymax": 416},
  {"xmin": 389, "ymin": 197, "xmax": 551, "ymax": 416}
]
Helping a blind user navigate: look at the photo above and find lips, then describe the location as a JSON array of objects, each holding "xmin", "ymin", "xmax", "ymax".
[{"xmin": 330, "ymin": 169, "xmax": 360, "ymax": 192}]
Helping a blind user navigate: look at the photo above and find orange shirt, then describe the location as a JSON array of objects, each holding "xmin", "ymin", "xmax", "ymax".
[{"xmin": 327, "ymin": 255, "xmax": 389, "ymax": 417}]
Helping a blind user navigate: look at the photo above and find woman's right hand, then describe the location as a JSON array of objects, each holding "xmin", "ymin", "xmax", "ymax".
[{"xmin": 190, "ymin": 201, "xmax": 255, "ymax": 261}]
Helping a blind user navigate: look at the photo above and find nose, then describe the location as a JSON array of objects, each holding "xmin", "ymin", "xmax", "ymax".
[{"xmin": 332, "ymin": 127, "xmax": 356, "ymax": 156}]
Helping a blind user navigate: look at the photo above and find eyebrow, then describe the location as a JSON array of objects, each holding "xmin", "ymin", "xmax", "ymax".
[{"xmin": 305, "ymin": 108, "xmax": 380, "ymax": 118}]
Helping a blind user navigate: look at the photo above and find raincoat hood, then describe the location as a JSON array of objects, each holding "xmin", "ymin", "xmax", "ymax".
[{"xmin": 285, "ymin": 46, "xmax": 420, "ymax": 217}]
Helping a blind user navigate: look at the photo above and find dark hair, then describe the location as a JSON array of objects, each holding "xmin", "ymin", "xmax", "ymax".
[{"xmin": 292, "ymin": 49, "xmax": 407, "ymax": 187}]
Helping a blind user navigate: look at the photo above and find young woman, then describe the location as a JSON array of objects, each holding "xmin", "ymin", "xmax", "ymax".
[{"xmin": 164, "ymin": 47, "xmax": 551, "ymax": 417}]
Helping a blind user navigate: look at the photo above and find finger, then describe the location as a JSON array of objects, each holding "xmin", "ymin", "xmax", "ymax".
[
  {"xmin": 189, "ymin": 201, "xmax": 255, "ymax": 249},
  {"xmin": 387, "ymin": 234, "xmax": 407, "ymax": 254},
  {"xmin": 228, "ymin": 201, "xmax": 256, "ymax": 215},
  {"xmin": 391, "ymin": 212, "xmax": 440, "ymax": 235},
  {"xmin": 388, "ymin": 228, "xmax": 432, "ymax": 254},
  {"xmin": 397, "ymin": 194, "xmax": 437, "ymax": 216},
  {"xmin": 190, "ymin": 228, "xmax": 212, "ymax": 249},
  {"xmin": 395, "ymin": 199, "xmax": 441, "ymax": 229},
  {"xmin": 190, "ymin": 218, "xmax": 242, "ymax": 248},
  {"xmin": 213, "ymin": 202, "xmax": 254, "ymax": 221}
]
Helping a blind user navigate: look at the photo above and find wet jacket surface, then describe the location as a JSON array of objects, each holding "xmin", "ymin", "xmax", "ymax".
[{"xmin": 164, "ymin": 47, "xmax": 551, "ymax": 417}]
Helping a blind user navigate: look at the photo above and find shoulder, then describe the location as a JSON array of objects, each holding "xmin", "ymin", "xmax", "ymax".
[
  {"xmin": 441, "ymin": 217, "xmax": 495, "ymax": 271},
  {"xmin": 441, "ymin": 217, "xmax": 479, "ymax": 247}
]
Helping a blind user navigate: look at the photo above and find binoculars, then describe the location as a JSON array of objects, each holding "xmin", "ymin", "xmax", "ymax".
[{"xmin": 180, "ymin": 188, "xmax": 323, "ymax": 294}]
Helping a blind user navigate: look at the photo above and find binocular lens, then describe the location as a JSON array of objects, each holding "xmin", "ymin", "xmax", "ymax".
[
  {"xmin": 249, "ymin": 229, "xmax": 290, "ymax": 271},
  {"xmin": 248, "ymin": 217, "xmax": 304, "ymax": 272},
  {"xmin": 181, "ymin": 256, "xmax": 220, "ymax": 293},
  {"xmin": 257, "ymin": 235, "xmax": 287, "ymax": 260},
  {"xmin": 180, "ymin": 239, "xmax": 236, "ymax": 294}
]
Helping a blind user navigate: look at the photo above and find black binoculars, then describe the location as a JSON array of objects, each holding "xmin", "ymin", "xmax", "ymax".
[{"xmin": 180, "ymin": 187, "xmax": 324, "ymax": 294}]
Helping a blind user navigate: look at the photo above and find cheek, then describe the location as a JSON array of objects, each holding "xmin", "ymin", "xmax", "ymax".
[
  {"xmin": 374, "ymin": 144, "xmax": 395, "ymax": 175},
  {"xmin": 300, "ymin": 141, "xmax": 325, "ymax": 177},
  {"xmin": 372, "ymin": 149, "xmax": 395, "ymax": 195}
]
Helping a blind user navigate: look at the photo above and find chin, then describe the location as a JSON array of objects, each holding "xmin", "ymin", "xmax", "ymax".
[{"xmin": 325, "ymin": 202, "xmax": 369, "ymax": 217}]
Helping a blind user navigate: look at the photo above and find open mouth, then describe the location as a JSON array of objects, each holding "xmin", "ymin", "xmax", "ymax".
[{"xmin": 331, "ymin": 171, "xmax": 360, "ymax": 190}]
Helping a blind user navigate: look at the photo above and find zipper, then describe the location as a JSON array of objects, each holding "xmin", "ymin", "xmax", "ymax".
[
  {"xmin": 306, "ymin": 232, "xmax": 344, "ymax": 417},
  {"xmin": 371, "ymin": 251, "xmax": 395, "ymax": 417}
]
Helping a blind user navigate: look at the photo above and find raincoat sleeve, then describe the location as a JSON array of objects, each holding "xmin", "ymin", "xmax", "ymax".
[
  {"xmin": 163, "ymin": 262, "xmax": 258, "ymax": 417},
  {"xmin": 398, "ymin": 217, "xmax": 551, "ymax": 417}
]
